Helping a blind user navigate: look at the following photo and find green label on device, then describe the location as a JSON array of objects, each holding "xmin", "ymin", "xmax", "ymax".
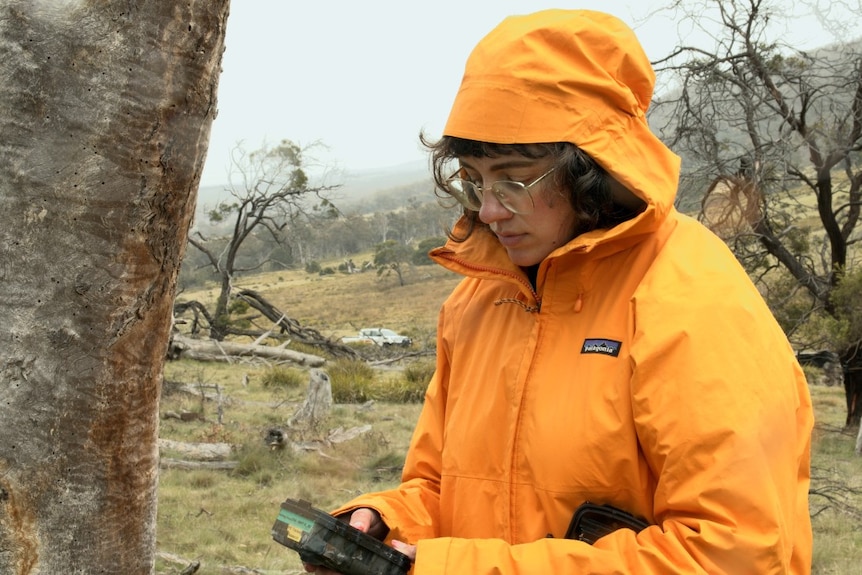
[{"xmin": 277, "ymin": 508, "xmax": 315, "ymax": 532}]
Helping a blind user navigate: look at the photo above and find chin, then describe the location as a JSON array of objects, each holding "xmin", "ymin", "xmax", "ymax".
[{"xmin": 506, "ymin": 250, "xmax": 543, "ymax": 268}]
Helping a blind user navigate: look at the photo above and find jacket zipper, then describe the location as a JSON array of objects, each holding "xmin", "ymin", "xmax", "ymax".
[{"xmin": 436, "ymin": 254, "xmax": 542, "ymax": 308}]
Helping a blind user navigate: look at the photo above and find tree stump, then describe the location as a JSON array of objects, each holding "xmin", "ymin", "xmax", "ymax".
[{"xmin": 288, "ymin": 369, "xmax": 332, "ymax": 426}]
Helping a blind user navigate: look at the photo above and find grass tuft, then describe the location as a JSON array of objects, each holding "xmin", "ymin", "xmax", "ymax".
[
  {"xmin": 329, "ymin": 358, "xmax": 376, "ymax": 403},
  {"xmin": 260, "ymin": 365, "xmax": 305, "ymax": 389}
]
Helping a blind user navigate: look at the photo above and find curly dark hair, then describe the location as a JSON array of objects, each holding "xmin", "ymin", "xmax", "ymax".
[{"xmin": 420, "ymin": 134, "xmax": 642, "ymax": 242}]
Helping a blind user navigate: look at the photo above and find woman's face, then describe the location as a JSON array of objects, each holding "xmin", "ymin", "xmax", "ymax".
[{"xmin": 458, "ymin": 154, "xmax": 578, "ymax": 267}]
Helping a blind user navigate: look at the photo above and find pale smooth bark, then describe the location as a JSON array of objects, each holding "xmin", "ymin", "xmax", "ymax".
[
  {"xmin": 0, "ymin": 1, "xmax": 229, "ymax": 573},
  {"xmin": 170, "ymin": 333, "xmax": 327, "ymax": 366}
]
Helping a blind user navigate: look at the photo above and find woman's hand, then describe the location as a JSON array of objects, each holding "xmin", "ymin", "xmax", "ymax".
[
  {"xmin": 303, "ymin": 508, "xmax": 401, "ymax": 574},
  {"xmin": 391, "ymin": 539, "xmax": 417, "ymax": 561}
]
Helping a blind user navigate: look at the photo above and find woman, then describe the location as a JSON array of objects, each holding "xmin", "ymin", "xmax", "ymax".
[{"xmin": 311, "ymin": 9, "xmax": 813, "ymax": 574}]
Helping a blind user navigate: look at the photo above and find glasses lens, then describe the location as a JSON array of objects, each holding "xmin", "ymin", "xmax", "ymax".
[
  {"xmin": 446, "ymin": 179, "xmax": 483, "ymax": 211},
  {"xmin": 492, "ymin": 182, "xmax": 534, "ymax": 214}
]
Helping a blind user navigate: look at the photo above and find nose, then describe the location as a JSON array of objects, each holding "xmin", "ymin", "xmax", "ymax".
[{"xmin": 477, "ymin": 189, "xmax": 513, "ymax": 224}]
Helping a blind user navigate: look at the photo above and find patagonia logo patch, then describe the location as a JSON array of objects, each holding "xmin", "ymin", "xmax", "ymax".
[{"xmin": 581, "ymin": 339, "xmax": 622, "ymax": 357}]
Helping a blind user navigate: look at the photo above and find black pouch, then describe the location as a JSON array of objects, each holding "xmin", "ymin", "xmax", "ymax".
[{"xmin": 564, "ymin": 502, "xmax": 650, "ymax": 544}]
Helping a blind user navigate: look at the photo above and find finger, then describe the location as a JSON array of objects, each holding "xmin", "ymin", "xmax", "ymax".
[
  {"xmin": 391, "ymin": 539, "xmax": 417, "ymax": 561},
  {"xmin": 348, "ymin": 508, "xmax": 376, "ymax": 532}
]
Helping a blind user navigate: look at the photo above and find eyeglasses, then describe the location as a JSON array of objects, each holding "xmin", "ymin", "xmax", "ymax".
[{"xmin": 443, "ymin": 167, "xmax": 555, "ymax": 215}]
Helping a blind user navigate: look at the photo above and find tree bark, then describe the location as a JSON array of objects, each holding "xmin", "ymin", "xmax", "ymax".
[
  {"xmin": 288, "ymin": 369, "xmax": 333, "ymax": 426},
  {"xmin": 0, "ymin": 2, "xmax": 229, "ymax": 573},
  {"xmin": 842, "ymin": 344, "xmax": 862, "ymax": 428}
]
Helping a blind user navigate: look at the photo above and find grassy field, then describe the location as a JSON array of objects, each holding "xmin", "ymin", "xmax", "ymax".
[{"xmin": 157, "ymin": 263, "xmax": 862, "ymax": 574}]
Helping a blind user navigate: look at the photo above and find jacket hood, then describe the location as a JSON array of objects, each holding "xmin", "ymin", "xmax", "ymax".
[{"xmin": 443, "ymin": 9, "xmax": 681, "ymax": 237}]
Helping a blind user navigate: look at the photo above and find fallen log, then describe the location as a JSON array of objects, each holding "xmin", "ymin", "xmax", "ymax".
[
  {"xmin": 234, "ymin": 289, "xmax": 361, "ymax": 360},
  {"xmin": 159, "ymin": 458, "xmax": 237, "ymax": 471},
  {"xmin": 158, "ymin": 438, "xmax": 233, "ymax": 461},
  {"xmin": 171, "ymin": 334, "xmax": 325, "ymax": 366}
]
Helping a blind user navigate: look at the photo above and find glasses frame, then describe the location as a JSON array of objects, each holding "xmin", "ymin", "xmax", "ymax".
[{"xmin": 443, "ymin": 166, "xmax": 556, "ymax": 215}]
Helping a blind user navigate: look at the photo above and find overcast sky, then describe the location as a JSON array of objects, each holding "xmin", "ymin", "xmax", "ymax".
[{"xmin": 199, "ymin": 0, "xmax": 860, "ymax": 187}]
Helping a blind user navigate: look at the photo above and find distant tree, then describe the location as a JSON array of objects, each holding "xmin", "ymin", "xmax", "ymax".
[
  {"xmin": 322, "ymin": 213, "xmax": 378, "ymax": 257},
  {"xmin": 374, "ymin": 240, "xmax": 414, "ymax": 286},
  {"xmin": 187, "ymin": 140, "xmax": 338, "ymax": 340},
  {"xmin": 0, "ymin": 1, "xmax": 227, "ymax": 572},
  {"xmin": 413, "ymin": 236, "xmax": 448, "ymax": 265},
  {"xmin": 652, "ymin": 0, "xmax": 862, "ymax": 425}
]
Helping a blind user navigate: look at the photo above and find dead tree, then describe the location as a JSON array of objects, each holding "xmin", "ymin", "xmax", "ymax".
[
  {"xmin": 173, "ymin": 288, "xmax": 362, "ymax": 360},
  {"xmin": 288, "ymin": 369, "xmax": 333, "ymax": 427}
]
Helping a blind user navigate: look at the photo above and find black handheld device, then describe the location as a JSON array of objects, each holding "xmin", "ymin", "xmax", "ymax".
[
  {"xmin": 565, "ymin": 502, "xmax": 650, "ymax": 544},
  {"xmin": 271, "ymin": 498, "xmax": 412, "ymax": 575}
]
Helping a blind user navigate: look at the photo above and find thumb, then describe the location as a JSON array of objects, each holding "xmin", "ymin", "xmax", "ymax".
[{"xmin": 349, "ymin": 508, "xmax": 375, "ymax": 532}]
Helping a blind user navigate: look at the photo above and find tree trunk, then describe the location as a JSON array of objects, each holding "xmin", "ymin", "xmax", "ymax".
[
  {"xmin": 211, "ymin": 272, "xmax": 233, "ymax": 341},
  {"xmin": 842, "ymin": 344, "xmax": 862, "ymax": 428},
  {"xmin": 288, "ymin": 369, "xmax": 333, "ymax": 427},
  {"xmin": 0, "ymin": 2, "xmax": 229, "ymax": 574}
]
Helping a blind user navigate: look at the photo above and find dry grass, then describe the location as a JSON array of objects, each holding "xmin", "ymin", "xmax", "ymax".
[
  {"xmin": 158, "ymin": 263, "xmax": 862, "ymax": 574},
  {"xmin": 158, "ymin": 357, "xmax": 423, "ymax": 574},
  {"xmin": 808, "ymin": 385, "xmax": 862, "ymax": 574}
]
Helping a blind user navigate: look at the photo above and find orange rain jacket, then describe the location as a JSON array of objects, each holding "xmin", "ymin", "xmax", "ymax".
[{"xmin": 333, "ymin": 9, "xmax": 814, "ymax": 574}]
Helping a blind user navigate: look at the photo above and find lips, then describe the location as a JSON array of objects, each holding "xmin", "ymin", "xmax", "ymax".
[{"xmin": 495, "ymin": 232, "xmax": 525, "ymax": 247}]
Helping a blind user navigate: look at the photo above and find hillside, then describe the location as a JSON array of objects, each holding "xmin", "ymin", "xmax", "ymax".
[
  {"xmin": 195, "ymin": 159, "xmax": 431, "ymax": 222},
  {"xmin": 179, "ymin": 256, "xmax": 462, "ymax": 345}
]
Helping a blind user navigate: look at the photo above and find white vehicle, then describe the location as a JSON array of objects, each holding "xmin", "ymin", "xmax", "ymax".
[{"xmin": 341, "ymin": 328, "xmax": 412, "ymax": 347}]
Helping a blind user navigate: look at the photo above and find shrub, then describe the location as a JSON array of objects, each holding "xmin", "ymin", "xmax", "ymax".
[
  {"xmin": 260, "ymin": 365, "xmax": 305, "ymax": 389},
  {"xmin": 329, "ymin": 359, "xmax": 433, "ymax": 404},
  {"xmin": 227, "ymin": 298, "xmax": 252, "ymax": 329},
  {"xmin": 231, "ymin": 441, "xmax": 292, "ymax": 483},
  {"xmin": 228, "ymin": 298, "xmax": 249, "ymax": 315},
  {"xmin": 374, "ymin": 374, "xmax": 429, "ymax": 403},
  {"xmin": 403, "ymin": 360, "xmax": 435, "ymax": 386},
  {"xmin": 397, "ymin": 360, "xmax": 435, "ymax": 402},
  {"xmin": 328, "ymin": 358, "xmax": 376, "ymax": 403},
  {"xmin": 305, "ymin": 260, "xmax": 321, "ymax": 274}
]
